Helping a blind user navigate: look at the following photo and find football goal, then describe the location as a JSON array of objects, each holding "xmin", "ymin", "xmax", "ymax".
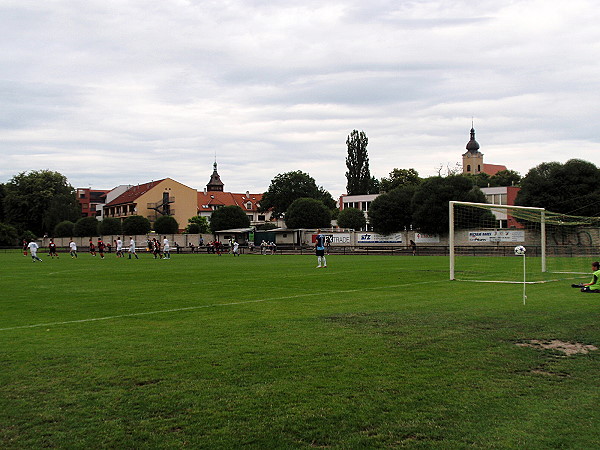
[{"xmin": 449, "ymin": 201, "xmax": 600, "ymax": 283}]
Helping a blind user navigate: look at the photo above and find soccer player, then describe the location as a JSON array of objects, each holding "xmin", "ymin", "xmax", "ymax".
[
  {"xmin": 27, "ymin": 240, "xmax": 43, "ymax": 262},
  {"xmin": 69, "ymin": 239, "xmax": 78, "ymax": 258},
  {"xmin": 48, "ymin": 239, "xmax": 59, "ymax": 259},
  {"xmin": 97, "ymin": 238, "xmax": 105, "ymax": 259},
  {"xmin": 162, "ymin": 236, "xmax": 171, "ymax": 259},
  {"xmin": 232, "ymin": 240, "xmax": 239, "ymax": 256},
  {"xmin": 116, "ymin": 237, "xmax": 123, "ymax": 258},
  {"xmin": 579, "ymin": 261, "xmax": 600, "ymax": 292},
  {"xmin": 89, "ymin": 239, "xmax": 96, "ymax": 257},
  {"xmin": 128, "ymin": 236, "xmax": 139, "ymax": 259},
  {"xmin": 315, "ymin": 229, "xmax": 326, "ymax": 268},
  {"xmin": 151, "ymin": 238, "xmax": 160, "ymax": 259},
  {"xmin": 22, "ymin": 239, "xmax": 28, "ymax": 256}
]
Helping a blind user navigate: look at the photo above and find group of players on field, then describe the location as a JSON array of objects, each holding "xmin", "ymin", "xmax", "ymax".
[{"xmin": 23, "ymin": 236, "xmax": 173, "ymax": 261}]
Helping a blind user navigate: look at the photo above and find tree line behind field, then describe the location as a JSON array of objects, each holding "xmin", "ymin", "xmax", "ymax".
[{"xmin": 1, "ymin": 133, "xmax": 600, "ymax": 245}]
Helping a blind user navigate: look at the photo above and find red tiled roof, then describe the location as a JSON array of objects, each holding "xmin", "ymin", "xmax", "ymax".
[
  {"xmin": 197, "ymin": 191, "xmax": 263, "ymax": 212},
  {"xmin": 105, "ymin": 179, "xmax": 166, "ymax": 206},
  {"xmin": 483, "ymin": 164, "xmax": 507, "ymax": 176}
]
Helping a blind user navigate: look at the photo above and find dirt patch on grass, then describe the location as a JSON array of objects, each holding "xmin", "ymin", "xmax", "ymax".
[{"xmin": 516, "ymin": 340, "xmax": 598, "ymax": 356}]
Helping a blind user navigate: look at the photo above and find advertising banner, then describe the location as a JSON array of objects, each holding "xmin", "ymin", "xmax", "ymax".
[
  {"xmin": 415, "ymin": 233, "xmax": 440, "ymax": 243},
  {"xmin": 311, "ymin": 233, "xmax": 351, "ymax": 244},
  {"xmin": 357, "ymin": 233, "xmax": 403, "ymax": 244},
  {"xmin": 468, "ymin": 230, "xmax": 525, "ymax": 242}
]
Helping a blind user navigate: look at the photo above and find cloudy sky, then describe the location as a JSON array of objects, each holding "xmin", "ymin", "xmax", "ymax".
[{"xmin": 2, "ymin": 0, "xmax": 599, "ymax": 198}]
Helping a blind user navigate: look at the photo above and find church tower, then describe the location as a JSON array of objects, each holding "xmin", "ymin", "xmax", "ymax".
[
  {"xmin": 206, "ymin": 161, "xmax": 224, "ymax": 192},
  {"xmin": 462, "ymin": 125, "xmax": 484, "ymax": 174}
]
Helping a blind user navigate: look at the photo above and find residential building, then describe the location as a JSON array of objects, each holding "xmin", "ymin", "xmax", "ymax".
[
  {"xmin": 76, "ymin": 188, "xmax": 110, "ymax": 218},
  {"xmin": 103, "ymin": 178, "xmax": 198, "ymax": 231}
]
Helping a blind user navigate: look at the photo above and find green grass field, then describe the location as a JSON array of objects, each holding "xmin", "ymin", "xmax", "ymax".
[{"xmin": 1, "ymin": 251, "xmax": 599, "ymax": 448}]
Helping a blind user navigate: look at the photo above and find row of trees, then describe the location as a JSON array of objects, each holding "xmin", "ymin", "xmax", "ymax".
[
  {"xmin": 2, "ymin": 134, "xmax": 599, "ymax": 244},
  {"xmin": 364, "ymin": 158, "xmax": 600, "ymax": 235}
]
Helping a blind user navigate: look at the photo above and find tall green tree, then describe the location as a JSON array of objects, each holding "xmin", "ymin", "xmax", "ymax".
[
  {"xmin": 284, "ymin": 198, "xmax": 331, "ymax": 229},
  {"xmin": 412, "ymin": 175, "xmax": 491, "ymax": 234},
  {"xmin": 210, "ymin": 206, "xmax": 250, "ymax": 232},
  {"xmin": 3, "ymin": 170, "xmax": 80, "ymax": 235},
  {"xmin": 379, "ymin": 168, "xmax": 421, "ymax": 192},
  {"xmin": 260, "ymin": 171, "xmax": 335, "ymax": 218},
  {"xmin": 368, "ymin": 185, "xmax": 417, "ymax": 234},
  {"xmin": 515, "ymin": 159, "xmax": 600, "ymax": 215},
  {"xmin": 345, "ymin": 130, "xmax": 378, "ymax": 195}
]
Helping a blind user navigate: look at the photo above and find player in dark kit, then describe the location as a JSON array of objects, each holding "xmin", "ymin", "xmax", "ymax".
[
  {"xmin": 315, "ymin": 228, "xmax": 327, "ymax": 268},
  {"xmin": 97, "ymin": 239, "xmax": 106, "ymax": 259},
  {"xmin": 48, "ymin": 239, "xmax": 59, "ymax": 259},
  {"xmin": 89, "ymin": 239, "xmax": 96, "ymax": 257}
]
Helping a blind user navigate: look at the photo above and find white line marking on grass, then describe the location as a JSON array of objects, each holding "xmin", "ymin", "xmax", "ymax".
[{"xmin": 0, "ymin": 280, "xmax": 443, "ymax": 332}]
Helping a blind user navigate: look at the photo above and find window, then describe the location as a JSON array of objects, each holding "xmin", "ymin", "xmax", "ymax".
[
  {"xmin": 258, "ymin": 215, "xmax": 265, "ymax": 221},
  {"xmin": 246, "ymin": 202, "xmax": 252, "ymax": 210},
  {"xmin": 467, "ymin": 165, "xmax": 471, "ymax": 172}
]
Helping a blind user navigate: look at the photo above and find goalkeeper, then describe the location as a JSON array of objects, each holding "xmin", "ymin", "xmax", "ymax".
[{"xmin": 572, "ymin": 261, "xmax": 600, "ymax": 292}]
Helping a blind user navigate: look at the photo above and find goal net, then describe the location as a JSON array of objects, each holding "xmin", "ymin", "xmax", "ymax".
[{"xmin": 449, "ymin": 201, "xmax": 600, "ymax": 283}]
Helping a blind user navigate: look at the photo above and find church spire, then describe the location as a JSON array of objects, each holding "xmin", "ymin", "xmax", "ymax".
[
  {"xmin": 206, "ymin": 159, "xmax": 224, "ymax": 192},
  {"xmin": 466, "ymin": 123, "xmax": 480, "ymax": 152}
]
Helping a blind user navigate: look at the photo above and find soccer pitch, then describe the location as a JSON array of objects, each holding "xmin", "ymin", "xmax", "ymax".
[{"xmin": 1, "ymin": 252, "xmax": 599, "ymax": 448}]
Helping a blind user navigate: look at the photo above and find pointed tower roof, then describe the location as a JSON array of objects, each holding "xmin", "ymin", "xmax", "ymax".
[{"xmin": 206, "ymin": 161, "xmax": 224, "ymax": 192}]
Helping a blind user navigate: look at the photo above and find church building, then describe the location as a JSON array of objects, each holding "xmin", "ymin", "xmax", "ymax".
[{"xmin": 462, "ymin": 126, "xmax": 507, "ymax": 176}]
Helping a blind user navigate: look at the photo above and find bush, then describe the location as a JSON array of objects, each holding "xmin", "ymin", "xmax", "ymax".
[
  {"xmin": 255, "ymin": 223, "xmax": 278, "ymax": 231},
  {"xmin": 185, "ymin": 216, "xmax": 210, "ymax": 234},
  {"xmin": 54, "ymin": 220, "xmax": 75, "ymax": 238},
  {"xmin": 210, "ymin": 206, "xmax": 250, "ymax": 232},
  {"xmin": 73, "ymin": 217, "xmax": 99, "ymax": 237},
  {"xmin": 20, "ymin": 230, "xmax": 36, "ymax": 243},
  {"xmin": 0, "ymin": 222, "xmax": 19, "ymax": 246},
  {"xmin": 185, "ymin": 223, "xmax": 201, "ymax": 234},
  {"xmin": 122, "ymin": 215, "xmax": 151, "ymax": 235},
  {"xmin": 284, "ymin": 198, "xmax": 331, "ymax": 229},
  {"xmin": 98, "ymin": 218, "xmax": 122, "ymax": 236},
  {"xmin": 154, "ymin": 216, "xmax": 179, "ymax": 234},
  {"xmin": 336, "ymin": 207, "xmax": 366, "ymax": 230}
]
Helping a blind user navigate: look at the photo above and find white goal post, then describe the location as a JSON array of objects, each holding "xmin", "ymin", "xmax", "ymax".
[
  {"xmin": 449, "ymin": 201, "xmax": 600, "ymax": 283},
  {"xmin": 449, "ymin": 201, "xmax": 546, "ymax": 281}
]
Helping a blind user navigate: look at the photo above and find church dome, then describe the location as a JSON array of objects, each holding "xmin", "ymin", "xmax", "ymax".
[{"xmin": 466, "ymin": 127, "xmax": 480, "ymax": 152}]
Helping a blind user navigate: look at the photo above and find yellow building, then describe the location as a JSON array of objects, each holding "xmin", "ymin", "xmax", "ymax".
[{"xmin": 103, "ymin": 178, "xmax": 198, "ymax": 231}]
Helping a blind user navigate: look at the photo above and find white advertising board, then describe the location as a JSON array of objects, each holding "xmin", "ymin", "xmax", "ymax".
[
  {"xmin": 415, "ymin": 233, "xmax": 440, "ymax": 243},
  {"xmin": 468, "ymin": 230, "xmax": 525, "ymax": 242},
  {"xmin": 358, "ymin": 233, "xmax": 403, "ymax": 244},
  {"xmin": 324, "ymin": 233, "xmax": 351, "ymax": 244}
]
